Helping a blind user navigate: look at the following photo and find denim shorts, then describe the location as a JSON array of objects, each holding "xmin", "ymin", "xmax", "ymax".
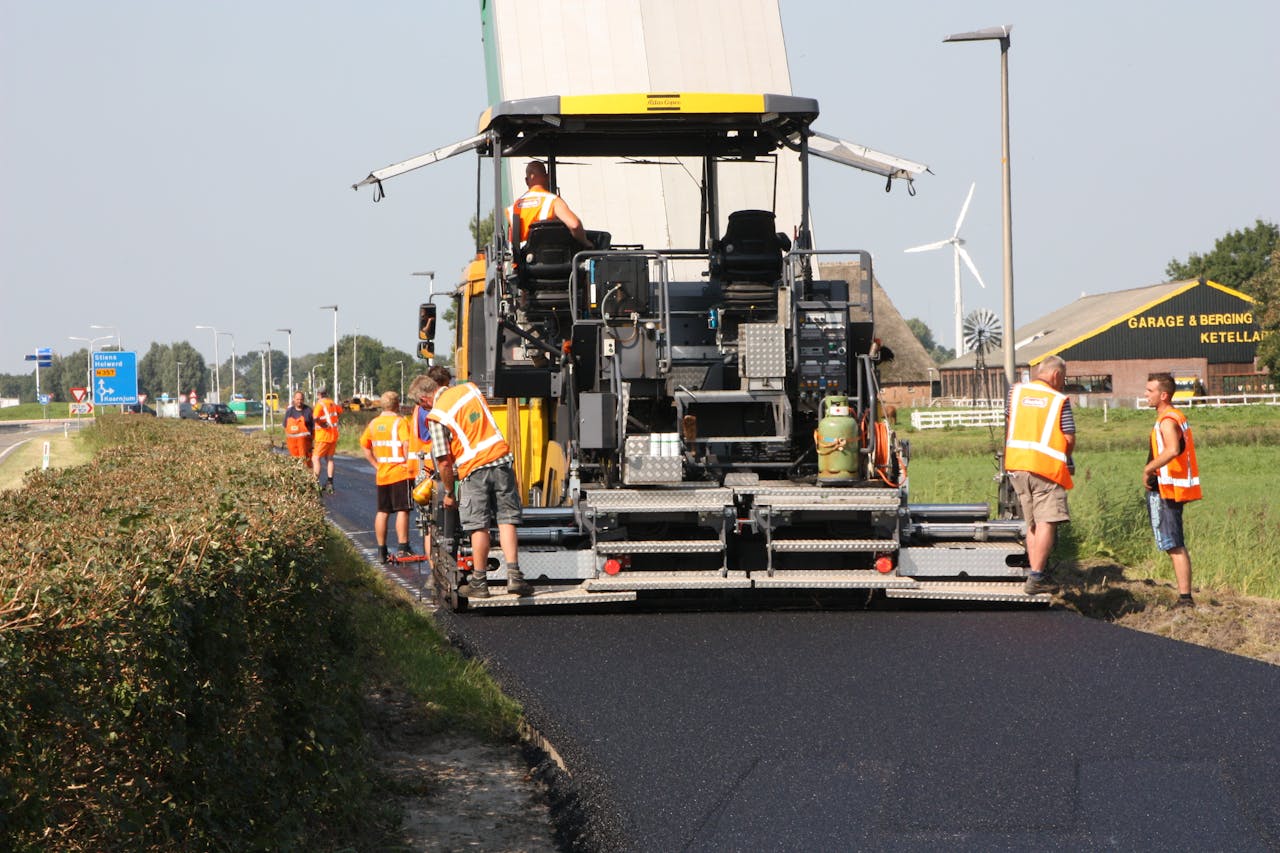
[
  {"xmin": 1146, "ymin": 489, "xmax": 1185, "ymax": 552},
  {"xmin": 458, "ymin": 464, "xmax": 523, "ymax": 533}
]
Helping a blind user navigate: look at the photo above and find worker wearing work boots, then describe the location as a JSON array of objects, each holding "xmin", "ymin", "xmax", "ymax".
[
  {"xmin": 419, "ymin": 366, "xmax": 531, "ymax": 598},
  {"xmin": 1004, "ymin": 355, "xmax": 1076, "ymax": 595}
]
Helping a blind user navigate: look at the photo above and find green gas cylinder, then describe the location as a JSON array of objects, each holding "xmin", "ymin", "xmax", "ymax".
[{"xmin": 816, "ymin": 395, "xmax": 860, "ymax": 483}]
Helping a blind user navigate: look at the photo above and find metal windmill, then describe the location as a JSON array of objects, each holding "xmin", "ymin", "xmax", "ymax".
[
  {"xmin": 904, "ymin": 182, "xmax": 987, "ymax": 355},
  {"xmin": 962, "ymin": 308, "xmax": 1002, "ymax": 404}
]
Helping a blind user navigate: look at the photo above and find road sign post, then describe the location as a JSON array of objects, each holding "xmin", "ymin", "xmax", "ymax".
[{"xmin": 91, "ymin": 351, "xmax": 139, "ymax": 406}]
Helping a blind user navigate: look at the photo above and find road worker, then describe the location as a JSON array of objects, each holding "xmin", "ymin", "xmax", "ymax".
[
  {"xmin": 506, "ymin": 160, "xmax": 591, "ymax": 248},
  {"xmin": 418, "ymin": 366, "xmax": 530, "ymax": 598},
  {"xmin": 1142, "ymin": 371, "xmax": 1202, "ymax": 608},
  {"xmin": 1004, "ymin": 355, "xmax": 1076, "ymax": 595},
  {"xmin": 282, "ymin": 390, "xmax": 314, "ymax": 466},
  {"xmin": 359, "ymin": 391, "xmax": 414, "ymax": 563},
  {"xmin": 312, "ymin": 387, "xmax": 342, "ymax": 494}
]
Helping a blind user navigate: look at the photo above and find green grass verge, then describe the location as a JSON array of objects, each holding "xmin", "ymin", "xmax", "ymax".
[
  {"xmin": 0, "ymin": 429, "xmax": 94, "ymax": 491},
  {"xmin": 325, "ymin": 529, "xmax": 523, "ymax": 741}
]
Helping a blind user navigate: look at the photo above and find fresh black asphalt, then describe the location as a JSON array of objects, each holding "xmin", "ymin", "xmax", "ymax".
[{"xmin": 326, "ymin": 455, "xmax": 1280, "ymax": 851}]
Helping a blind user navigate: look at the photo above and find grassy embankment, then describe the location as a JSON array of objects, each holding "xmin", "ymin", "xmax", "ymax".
[
  {"xmin": 0, "ymin": 415, "xmax": 520, "ymax": 850},
  {"xmin": 902, "ymin": 403, "xmax": 1280, "ymax": 599}
]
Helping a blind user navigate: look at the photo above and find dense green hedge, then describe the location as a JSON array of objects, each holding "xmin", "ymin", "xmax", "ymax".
[{"xmin": 0, "ymin": 416, "xmax": 374, "ymax": 850}]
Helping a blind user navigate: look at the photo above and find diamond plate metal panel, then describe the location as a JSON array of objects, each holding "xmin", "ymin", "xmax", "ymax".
[
  {"xmin": 595, "ymin": 540, "xmax": 723, "ymax": 554},
  {"xmin": 508, "ymin": 549, "xmax": 599, "ymax": 580},
  {"xmin": 623, "ymin": 454, "xmax": 684, "ymax": 485},
  {"xmin": 467, "ymin": 587, "xmax": 638, "ymax": 608},
  {"xmin": 586, "ymin": 571, "xmax": 751, "ymax": 591},
  {"xmin": 741, "ymin": 323, "xmax": 786, "ymax": 378},
  {"xmin": 749, "ymin": 570, "xmax": 917, "ymax": 589},
  {"xmin": 584, "ymin": 488, "xmax": 733, "ymax": 511},
  {"xmin": 769, "ymin": 538, "xmax": 899, "ymax": 553},
  {"xmin": 886, "ymin": 581, "xmax": 1049, "ymax": 602},
  {"xmin": 898, "ymin": 543, "xmax": 1026, "ymax": 577}
]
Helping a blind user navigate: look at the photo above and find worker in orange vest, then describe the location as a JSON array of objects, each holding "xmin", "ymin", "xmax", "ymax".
[
  {"xmin": 1004, "ymin": 355, "xmax": 1076, "ymax": 595},
  {"xmin": 419, "ymin": 366, "xmax": 530, "ymax": 598},
  {"xmin": 1142, "ymin": 371, "xmax": 1202, "ymax": 608},
  {"xmin": 312, "ymin": 387, "xmax": 343, "ymax": 494},
  {"xmin": 282, "ymin": 391, "xmax": 314, "ymax": 466},
  {"xmin": 506, "ymin": 160, "xmax": 591, "ymax": 247},
  {"xmin": 360, "ymin": 390, "xmax": 414, "ymax": 563},
  {"xmin": 406, "ymin": 372, "xmax": 439, "ymax": 558}
]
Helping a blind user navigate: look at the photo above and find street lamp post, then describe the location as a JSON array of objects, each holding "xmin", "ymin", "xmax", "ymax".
[
  {"xmin": 276, "ymin": 328, "xmax": 293, "ymax": 396},
  {"xmin": 394, "ymin": 360, "xmax": 404, "ymax": 399},
  {"xmin": 319, "ymin": 305, "xmax": 338, "ymax": 400},
  {"xmin": 945, "ymin": 24, "xmax": 1016, "ymax": 390},
  {"xmin": 176, "ymin": 361, "xmax": 183, "ymax": 400},
  {"xmin": 352, "ymin": 326, "xmax": 359, "ymax": 400},
  {"xmin": 256, "ymin": 341, "xmax": 271, "ymax": 430},
  {"xmin": 90, "ymin": 324, "xmax": 121, "ymax": 351},
  {"xmin": 195, "ymin": 325, "xmax": 221, "ymax": 402},
  {"xmin": 218, "ymin": 331, "xmax": 236, "ymax": 400},
  {"xmin": 68, "ymin": 334, "xmax": 113, "ymax": 402}
]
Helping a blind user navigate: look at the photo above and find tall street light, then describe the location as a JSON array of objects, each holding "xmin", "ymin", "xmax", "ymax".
[
  {"xmin": 195, "ymin": 325, "xmax": 221, "ymax": 402},
  {"xmin": 256, "ymin": 341, "xmax": 271, "ymax": 430},
  {"xmin": 176, "ymin": 361, "xmax": 184, "ymax": 400},
  {"xmin": 218, "ymin": 331, "xmax": 236, "ymax": 400},
  {"xmin": 275, "ymin": 327, "xmax": 293, "ymax": 396},
  {"xmin": 353, "ymin": 325, "xmax": 359, "ymax": 398},
  {"xmin": 90, "ymin": 324, "xmax": 121, "ymax": 351},
  {"xmin": 68, "ymin": 334, "xmax": 113, "ymax": 401},
  {"xmin": 319, "ymin": 305, "xmax": 338, "ymax": 400},
  {"xmin": 394, "ymin": 360, "xmax": 404, "ymax": 400},
  {"xmin": 945, "ymin": 24, "xmax": 1016, "ymax": 391}
]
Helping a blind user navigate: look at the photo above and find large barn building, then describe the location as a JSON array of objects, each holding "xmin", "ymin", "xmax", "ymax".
[{"xmin": 941, "ymin": 278, "xmax": 1271, "ymax": 406}]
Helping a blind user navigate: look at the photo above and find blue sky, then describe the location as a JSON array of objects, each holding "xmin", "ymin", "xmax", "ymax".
[{"xmin": 3, "ymin": 1, "xmax": 1277, "ymax": 374}]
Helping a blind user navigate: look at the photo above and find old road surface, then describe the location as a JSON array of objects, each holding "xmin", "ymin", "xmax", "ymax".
[{"xmin": 324, "ymin": 455, "xmax": 1280, "ymax": 851}]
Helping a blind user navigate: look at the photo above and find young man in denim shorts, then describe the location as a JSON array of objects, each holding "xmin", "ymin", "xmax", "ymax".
[{"xmin": 1142, "ymin": 372, "xmax": 1202, "ymax": 608}]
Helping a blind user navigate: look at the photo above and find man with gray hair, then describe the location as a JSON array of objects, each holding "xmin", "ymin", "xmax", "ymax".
[{"xmin": 1004, "ymin": 355, "xmax": 1076, "ymax": 595}]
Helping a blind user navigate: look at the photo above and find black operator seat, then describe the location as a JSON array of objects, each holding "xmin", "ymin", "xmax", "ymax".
[
  {"xmin": 517, "ymin": 221, "xmax": 611, "ymax": 310},
  {"xmin": 710, "ymin": 209, "xmax": 792, "ymax": 283}
]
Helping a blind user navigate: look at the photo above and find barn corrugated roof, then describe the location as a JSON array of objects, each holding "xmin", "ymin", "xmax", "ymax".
[{"xmin": 944, "ymin": 279, "xmax": 1195, "ymax": 369}]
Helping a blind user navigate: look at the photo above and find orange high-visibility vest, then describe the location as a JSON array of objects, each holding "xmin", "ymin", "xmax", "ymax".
[
  {"xmin": 1151, "ymin": 407, "xmax": 1201, "ymax": 502},
  {"xmin": 284, "ymin": 412, "xmax": 311, "ymax": 439},
  {"xmin": 314, "ymin": 397, "xmax": 342, "ymax": 442},
  {"xmin": 506, "ymin": 188, "xmax": 557, "ymax": 243},
  {"xmin": 1005, "ymin": 380, "xmax": 1073, "ymax": 489},
  {"xmin": 360, "ymin": 412, "xmax": 412, "ymax": 485},
  {"xmin": 427, "ymin": 383, "xmax": 510, "ymax": 481}
]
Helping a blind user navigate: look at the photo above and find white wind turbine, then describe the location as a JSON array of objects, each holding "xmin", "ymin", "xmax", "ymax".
[{"xmin": 904, "ymin": 181, "xmax": 987, "ymax": 355}]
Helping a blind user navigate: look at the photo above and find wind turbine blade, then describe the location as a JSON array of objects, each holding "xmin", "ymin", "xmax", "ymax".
[
  {"xmin": 957, "ymin": 244, "xmax": 987, "ymax": 288},
  {"xmin": 904, "ymin": 239, "xmax": 951, "ymax": 253},
  {"xmin": 953, "ymin": 182, "xmax": 976, "ymax": 237}
]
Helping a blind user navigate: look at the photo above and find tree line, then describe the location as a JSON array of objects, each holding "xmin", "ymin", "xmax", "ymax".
[{"xmin": 1, "ymin": 335, "xmax": 420, "ymax": 404}]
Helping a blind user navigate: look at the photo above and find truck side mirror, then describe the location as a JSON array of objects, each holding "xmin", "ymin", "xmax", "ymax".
[{"xmin": 418, "ymin": 303, "xmax": 437, "ymax": 360}]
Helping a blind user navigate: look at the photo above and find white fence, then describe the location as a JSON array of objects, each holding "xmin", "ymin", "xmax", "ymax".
[
  {"xmin": 910, "ymin": 408, "xmax": 1005, "ymax": 430},
  {"xmin": 1133, "ymin": 393, "xmax": 1280, "ymax": 409}
]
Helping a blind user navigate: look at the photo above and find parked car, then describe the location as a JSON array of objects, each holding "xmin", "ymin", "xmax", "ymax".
[
  {"xmin": 126, "ymin": 402, "xmax": 157, "ymax": 416},
  {"xmin": 198, "ymin": 402, "xmax": 238, "ymax": 424}
]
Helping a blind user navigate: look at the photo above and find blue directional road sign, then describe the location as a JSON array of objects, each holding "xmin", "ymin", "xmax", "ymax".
[
  {"xmin": 91, "ymin": 351, "xmax": 139, "ymax": 405},
  {"xmin": 24, "ymin": 347, "xmax": 53, "ymax": 367}
]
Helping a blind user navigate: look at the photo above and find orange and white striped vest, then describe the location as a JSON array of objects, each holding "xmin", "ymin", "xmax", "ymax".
[
  {"xmin": 361, "ymin": 412, "xmax": 412, "ymax": 485},
  {"xmin": 1005, "ymin": 380, "xmax": 1073, "ymax": 489},
  {"xmin": 313, "ymin": 397, "xmax": 342, "ymax": 442},
  {"xmin": 1151, "ymin": 407, "xmax": 1201, "ymax": 502},
  {"xmin": 427, "ymin": 382, "xmax": 510, "ymax": 481},
  {"xmin": 506, "ymin": 188, "xmax": 557, "ymax": 243}
]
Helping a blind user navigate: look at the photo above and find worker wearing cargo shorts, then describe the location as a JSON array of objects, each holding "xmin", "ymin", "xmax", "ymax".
[
  {"xmin": 283, "ymin": 391, "xmax": 314, "ymax": 465},
  {"xmin": 1004, "ymin": 355, "xmax": 1076, "ymax": 595},
  {"xmin": 419, "ymin": 366, "xmax": 531, "ymax": 598},
  {"xmin": 1142, "ymin": 372, "xmax": 1202, "ymax": 608},
  {"xmin": 312, "ymin": 388, "xmax": 342, "ymax": 493},
  {"xmin": 360, "ymin": 391, "xmax": 414, "ymax": 564}
]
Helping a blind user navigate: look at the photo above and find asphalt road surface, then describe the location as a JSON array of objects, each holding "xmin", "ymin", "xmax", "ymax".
[{"xmin": 325, "ymin": 456, "xmax": 1280, "ymax": 851}]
